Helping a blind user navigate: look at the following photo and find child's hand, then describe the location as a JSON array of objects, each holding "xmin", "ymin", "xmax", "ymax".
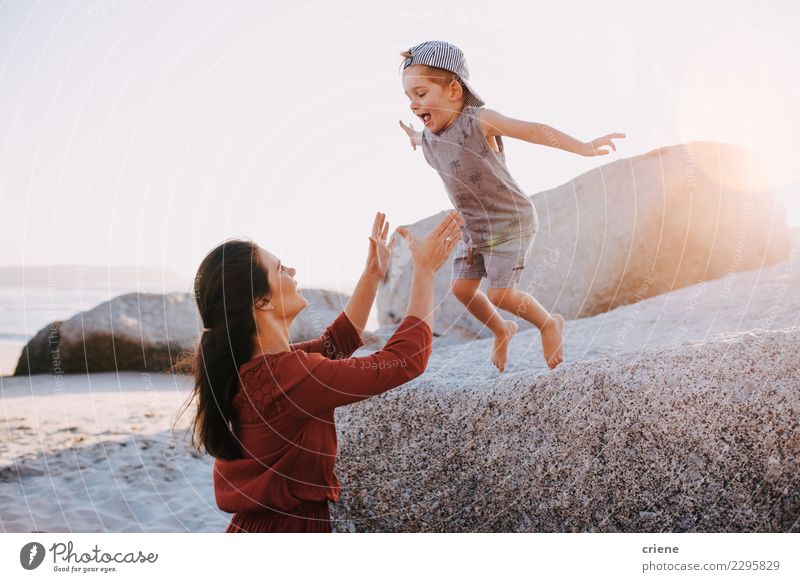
[
  {"xmin": 583, "ymin": 132, "xmax": 626, "ymax": 156},
  {"xmin": 399, "ymin": 120, "xmax": 421, "ymax": 151}
]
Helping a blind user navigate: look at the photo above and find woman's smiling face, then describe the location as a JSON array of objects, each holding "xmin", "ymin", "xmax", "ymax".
[
  {"xmin": 402, "ymin": 66, "xmax": 463, "ymax": 133},
  {"xmin": 255, "ymin": 247, "xmax": 308, "ymax": 318}
]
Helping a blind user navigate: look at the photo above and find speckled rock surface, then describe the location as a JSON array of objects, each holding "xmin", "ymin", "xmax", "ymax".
[
  {"xmin": 334, "ymin": 326, "xmax": 800, "ymax": 532},
  {"xmin": 337, "ymin": 235, "xmax": 800, "ymax": 531},
  {"xmin": 377, "ymin": 142, "xmax": 791, "ymax": 340}
]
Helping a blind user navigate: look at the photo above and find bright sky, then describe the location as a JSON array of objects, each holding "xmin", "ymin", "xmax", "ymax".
[{"xmin": 1, "ymin": 0, "xmax": 798, "ymax": 293}]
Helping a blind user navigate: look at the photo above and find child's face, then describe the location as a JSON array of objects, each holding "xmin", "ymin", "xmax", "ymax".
[{"xmin": 402, "ymin": 67, "xmax": 463, "ymax": 133}]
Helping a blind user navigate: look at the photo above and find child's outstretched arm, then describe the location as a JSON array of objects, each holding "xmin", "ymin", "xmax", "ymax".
[
  {"xmin": 399, "ymin": 120, "xmax": 423, "ymax": 151},
  {"xmin": 479, "ymin": 109, "xmax": 625, "ymax": 156}
]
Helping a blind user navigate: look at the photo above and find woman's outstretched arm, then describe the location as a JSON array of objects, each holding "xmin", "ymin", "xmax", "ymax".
[
  {"xmin": 289, "ymin": 311, "xmax": 363, "ymax": 359},
  {"xmin": 344, "ymin": 211, "xmax": 394, "ymax": 336},
  {"xmin": 283, "ymin": 211, "xmax": 464, "ymax": 414},
  {"xmin": 396, "ymin": 211, "xmax": 463, "ymax": 330},
  {"xmin": 286, "ymin": 314, "xmax": 433, "ymax": 413},
  {"xmin": 290, "ymin": 210, "xmax": 457, "ymax": 360},
  {"xmin": 292, "ymin": 212, "xmax": 392, "ymax": 357}
]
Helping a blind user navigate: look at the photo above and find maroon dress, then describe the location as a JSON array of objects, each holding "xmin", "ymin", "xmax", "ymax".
[{"xmin": 214, "ymin": 312, "xmax": 432, "ymax": 532}]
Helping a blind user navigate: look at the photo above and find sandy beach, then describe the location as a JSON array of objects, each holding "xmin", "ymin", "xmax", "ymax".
[{"xmin": 0, "ymin": 372, "xmax": 228, "ymax": 533}]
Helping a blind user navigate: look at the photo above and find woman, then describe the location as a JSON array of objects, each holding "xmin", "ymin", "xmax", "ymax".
[{"xmin": 184, "ymin": 210, "xmax": 463, "ymax": 532}]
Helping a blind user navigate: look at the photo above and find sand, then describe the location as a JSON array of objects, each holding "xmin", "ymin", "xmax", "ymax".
[{"xmin": 0, "ymin": 372, "xmax": 228, "ymax": 532}]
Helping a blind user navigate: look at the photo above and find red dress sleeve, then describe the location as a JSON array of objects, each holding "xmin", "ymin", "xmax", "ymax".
[
  {"xmin": 289, "ymin": 311, "xmax": 363, "ymax": 359},
  {"xmin": 281, "ymin": 315, "xmax": 432, "ymax": 415}
]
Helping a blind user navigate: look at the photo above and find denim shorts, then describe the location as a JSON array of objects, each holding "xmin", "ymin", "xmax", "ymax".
[{"xmin": 451, "ymin": 235, "xmax": 535, "ymax": 289}]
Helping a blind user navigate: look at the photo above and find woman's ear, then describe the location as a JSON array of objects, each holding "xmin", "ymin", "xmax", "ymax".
[{"xmin": 254, "ymin": 295, "xmax": 274, "ymax": 311}]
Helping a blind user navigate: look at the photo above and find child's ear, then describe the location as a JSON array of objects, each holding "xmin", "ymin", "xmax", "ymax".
[{"xmin": 448, "ymin": 79, "xmax": 464, "ymax": 102}]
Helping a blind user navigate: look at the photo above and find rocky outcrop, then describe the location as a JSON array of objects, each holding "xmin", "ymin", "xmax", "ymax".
[
  {"xmin": 332, "ymin": 326, "xmax": 800, "ymax": 532},
  {"xmin": 378, "ymin": 142, "xmax": 791, "ymax": 340},
  {"xmin": 13, "ymin": 321, "xmax": 63, "ymax": 375},
  {"xmin": 15, "ymin": 293, "xmax": 201, "ymax": 374},
  {"xmin": 333, "ymin": 236, "xmax": 800, "ymax": 532},
  {"xmin": 15, "ymin": 289, "xmax": 354, "ymax": 375}
]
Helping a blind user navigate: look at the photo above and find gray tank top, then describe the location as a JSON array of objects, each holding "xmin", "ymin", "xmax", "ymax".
[{"xmin": 421, "ymin": 105, "xmax": 537, "ymax": 249}]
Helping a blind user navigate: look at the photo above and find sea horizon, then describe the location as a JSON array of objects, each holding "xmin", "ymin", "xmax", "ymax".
[{"xmin": 0, "ymin": 264, "xmax": 379, "ymax": 377}]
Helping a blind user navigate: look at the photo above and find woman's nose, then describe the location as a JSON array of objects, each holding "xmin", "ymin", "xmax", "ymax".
[{"xmin": 289, "ymin": 267, "xmax": 296, "ymax": 277}]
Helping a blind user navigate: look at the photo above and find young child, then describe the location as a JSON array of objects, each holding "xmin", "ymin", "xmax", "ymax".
[{"xmin": 398, "ymin": 40, "xmax": 624, "ymax": 371}]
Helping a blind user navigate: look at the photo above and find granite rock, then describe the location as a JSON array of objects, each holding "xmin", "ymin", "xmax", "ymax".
[
  {"xmin": 15, "ymin": 289, "xmax": 354, "ymax": 374},
  {"xmin": 377, "ymin": 142, "xmax": 791, "ymax": 340},
  {"xmin": 333, "ymin": 326, "xmax": 800, "ymax": 532},
  {"xmin": 335, "ymin": 234, "xmax": 800, "ymax": 531},
  {"xmin": 16, "ymin": 293, "xmax": 202, "ymax": 374},
  {"xmin": 14, "ymin": 321, "xmax": 63, "ymax": 375}
]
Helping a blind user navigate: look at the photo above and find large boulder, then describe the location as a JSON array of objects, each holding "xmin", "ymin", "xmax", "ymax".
[
  {"xmin": 15, "ymin": 289, "xmax": 354, "ymax": 375},
  {"xmin": 331, "ymin": 326, "xmax": 800, "ymax": 532},
  {"xmin": 15, "ymin": 293, "xmax": 201, "ymax": 374},
  {"xmin": 12, "ymin": 321, "xmax": 64, "ymax": 376},
  {"xmin": 332, "ymin": 237, "xmax": 800, "ymax": 532},
  {"xmin": 377, "ymin": 142, "xmax": 791, "ymax": 340}
]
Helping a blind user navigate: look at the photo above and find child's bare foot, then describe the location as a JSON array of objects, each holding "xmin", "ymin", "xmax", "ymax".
[
  {"xmin": 492, "ymin": 320, "xmax": 518, "ymax": 372},
  {"xmin": 541, "ymin": 314, "xmax": 565, "ymax": 369}
]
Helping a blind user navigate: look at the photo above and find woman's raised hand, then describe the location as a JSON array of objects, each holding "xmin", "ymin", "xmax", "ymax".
[
  {"xmin": 395, "ymin": 210, "xmax": 464, "ymax": 273},
  {"xmin": 365, "ymin": 211, "xmax": 394, "ymax": 279}
]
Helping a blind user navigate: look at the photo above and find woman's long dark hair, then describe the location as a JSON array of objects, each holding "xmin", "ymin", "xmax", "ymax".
[{"xmin": 177, "ymin": 239, "xmax": 270, "ymax": 460}]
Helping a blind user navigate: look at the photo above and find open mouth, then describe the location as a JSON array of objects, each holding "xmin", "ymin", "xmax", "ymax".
[{"xmin": 418, "ymin": 112, "xmax": 432, "ymax": 126}]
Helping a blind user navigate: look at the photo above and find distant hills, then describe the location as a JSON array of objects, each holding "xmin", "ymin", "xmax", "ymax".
[{"xmin": 0, "ymin": 265, "xmax": 191, "ymax": 290}]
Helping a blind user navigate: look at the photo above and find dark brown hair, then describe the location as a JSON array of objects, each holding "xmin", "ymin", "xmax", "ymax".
[{"xmin": 177, "ymin": 239, "xmax": 270, "ymax": 460}]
